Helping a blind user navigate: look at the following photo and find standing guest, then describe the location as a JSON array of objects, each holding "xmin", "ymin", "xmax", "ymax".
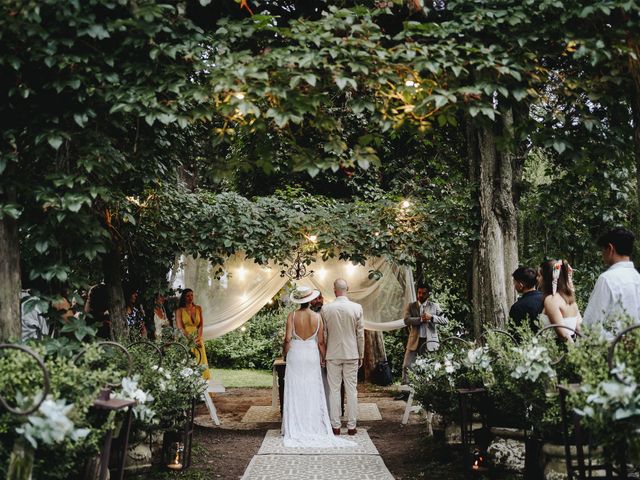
[
  {"xmin": 175, "ymin": 288, "xmax": 211, "ymax": 380},
  {"xmin": 538, "ymin": 259, "xmax": 582, "ymax": 341},
  {"xmin": 85, "ymin": 284, "xmax": 111, "ymax": 339},
  {"xmin": 400, "ymin": 283, "xmax": 448, "ymax": 387},
  {"xmin": 124, "ymin": 285, "xmax": 147, "ymax": 338},
  {"xmin": 310, "ymin": 292, "xmax": 324, "ymax": 313},
  {"xmin": 322, "ymin": 278, "xmax": 364, "ymax": 435},
  {"xmin": 509, "ymin": 267, "xmax": 543, "ymax": 333},
  {"xmin": 583, "ymin": 227, "xmax": 640, "ymax": 328},
  {"xmin": 152, "ymin": 292, "xmax": 169, "ymax": 340}
]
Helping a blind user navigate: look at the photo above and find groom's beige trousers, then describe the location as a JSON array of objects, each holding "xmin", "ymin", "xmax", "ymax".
[{"xmin": 326, "ymin": 359, "xmax": 358, "ymax": 430}]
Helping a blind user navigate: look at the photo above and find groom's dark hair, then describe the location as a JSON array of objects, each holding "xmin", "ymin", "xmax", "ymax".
[
  {"xmin": 512, "ymin": 267, "xmax": 537, "ymax": 289},
  {"xmin": 416, "ymin": 282, "xmax": 431, "ymax": 293},
  {"xmin": 598, "ymin": 227, "xmax": 634, "ymax": 256}
]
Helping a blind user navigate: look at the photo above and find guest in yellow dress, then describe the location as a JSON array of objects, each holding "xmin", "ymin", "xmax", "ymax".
[{"xmin": 175, "ymin": 288, "xmax": 211, "ymax": 380}]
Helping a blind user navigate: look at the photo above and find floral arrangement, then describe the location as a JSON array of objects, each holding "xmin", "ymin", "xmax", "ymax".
[
  {"xmin": 15, "ymin": 396, "xmax": 90, "ymax": 449},
  {"xmin": 112, "ymin": 376, "xmax": 156, "ymax": 425},
  {"xmin": 567, "ymin": 315, "xmax": 640, "ymax": 465}
]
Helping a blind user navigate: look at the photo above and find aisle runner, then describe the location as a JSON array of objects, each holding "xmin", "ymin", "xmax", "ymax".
[{"xmin": 241, "ymin": 429, "xmax": 394, "ymax": 480}]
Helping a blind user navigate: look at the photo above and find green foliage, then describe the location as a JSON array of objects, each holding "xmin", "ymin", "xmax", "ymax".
[
  {"xmin": 205, "ymin": 307, "xmax": 287, "ymax": 370},
  {"xmin": 0, "ymin": 343, "xmax": 117, "ymax": 479},
  {"xmin": 566, "ymin": 315, "xmax": 640, "ymax": 464}
]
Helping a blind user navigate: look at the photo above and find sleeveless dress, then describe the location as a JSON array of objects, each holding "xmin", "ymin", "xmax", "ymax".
[
  {"xmin": 180, "ymin": 308, "xmax": 211, "ymax": 380},
  {"xmin": 539, "ymin": 313, "xmax": 581, "ymax": 334},
  {"xmin": 153, "ymin": 306, "xmax": 168, "ymax": 339},
  {"xmin": 282, "ymin": 312, "xmax": 356, "ymax": 448}
]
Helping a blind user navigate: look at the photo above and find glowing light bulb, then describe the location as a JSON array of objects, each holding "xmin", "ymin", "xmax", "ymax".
[
  {"xmin": 346, "ymin": 264, "xmax": 357, "ymax": 276},
  {"xmin": 306, "ymin": 234, "xmax": 318, "ymax": 243},
  {"xmin": 240, "ymin": 326, "xmax": 247, "ymax": 332},
  {"xmin": 233, "ymin": 92, "xmax": 245, "ymax": 100},
  {"xmin": 404, "ymin": 80, "xmax": 418, "ymax": 88},
  {"xmin": 316, "ymin": 268, "xmax": 327, "ymax": 279},
  {"xmin": 237, "ymin": 266, "xmax": 246, "ymax": 280},
  {"xmin": 401, "ymin": 200, "xmax": 411, "ymax": 209}
]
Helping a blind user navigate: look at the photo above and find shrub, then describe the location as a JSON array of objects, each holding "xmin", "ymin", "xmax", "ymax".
[{"xmin": 205, "ymin": 307, "xmax": 287, "ymax": 370}]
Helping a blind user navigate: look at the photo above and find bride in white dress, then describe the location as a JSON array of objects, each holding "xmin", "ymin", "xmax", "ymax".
[
  {"xmin": 538, "ymin": 259, "xmax": 582, "ymax": 341},
  {"xmin": 281, "ymin": 287, "xmax": 356, "ymax": 448}
]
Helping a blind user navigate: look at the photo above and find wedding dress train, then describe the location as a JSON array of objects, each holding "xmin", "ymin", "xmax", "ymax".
[{"xmin": 282, "ymin": 313, "xmax": 356, "ymax": 448}]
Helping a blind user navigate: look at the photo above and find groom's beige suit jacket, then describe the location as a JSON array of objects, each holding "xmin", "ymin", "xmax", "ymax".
[{"xmin": 322, "ymin": 296, "xmax": 365, "ymax": 360}]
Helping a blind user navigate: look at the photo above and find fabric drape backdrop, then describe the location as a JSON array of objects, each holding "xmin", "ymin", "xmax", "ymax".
[{"xmin": 172, "ymin": 254, "xmax": 416, "ymax": 340}]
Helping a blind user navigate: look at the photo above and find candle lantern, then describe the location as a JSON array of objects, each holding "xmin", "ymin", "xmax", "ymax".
[{"xmin": 457, "ymin": 387, "xmax": 489, "ymax": 478}]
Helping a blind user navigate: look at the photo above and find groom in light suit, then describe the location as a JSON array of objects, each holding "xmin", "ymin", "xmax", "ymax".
[{"xmin": 322, "ymin": 278, "xmax": 364, "ymax": 435}]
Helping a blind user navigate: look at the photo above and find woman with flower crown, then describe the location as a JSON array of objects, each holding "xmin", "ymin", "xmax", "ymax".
[{"xmin": 538, "ymin": 259, "xmax": 582, "ymax": 341}]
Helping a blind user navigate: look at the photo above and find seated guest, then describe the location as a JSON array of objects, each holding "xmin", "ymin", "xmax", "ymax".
[{"xmin": 509, "ymin": 267, "xmax": 543, "ymax": 333}]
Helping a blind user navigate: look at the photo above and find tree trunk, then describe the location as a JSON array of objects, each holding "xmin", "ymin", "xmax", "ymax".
[
  {"xmin": 0, "ymin": 215, "xmax": 21, "ymax": 341},
  {"xmin": 103, "ymin": 240, "xmax": 127, "ymax": 341},
  {"xmin": 467, "ymin": 110, "xmax": 521, "ymax": 335},
  {"xmin": 363, "ymin": 330, "xmax": 386, "ymax": 382}
]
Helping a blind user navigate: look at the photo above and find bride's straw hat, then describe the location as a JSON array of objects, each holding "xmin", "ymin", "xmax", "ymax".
[{"xmin": 289, "ymin": 286, "xmax": 320, "ymax": 304}]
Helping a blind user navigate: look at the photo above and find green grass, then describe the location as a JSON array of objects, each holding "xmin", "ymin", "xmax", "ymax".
[{"xmin": 211, "ymin": 368, "xmax": 273, "ymax": 388}]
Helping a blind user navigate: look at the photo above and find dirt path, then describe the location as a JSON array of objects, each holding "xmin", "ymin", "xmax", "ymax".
[{"xmin": 146, "ymin": 385, "xmax": 463, "ymax": 479}]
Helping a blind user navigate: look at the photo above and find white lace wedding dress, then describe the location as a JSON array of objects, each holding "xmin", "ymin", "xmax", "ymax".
[{"xmin": 282, "ymin": 313, "xmax": 356, "ymax": 448}]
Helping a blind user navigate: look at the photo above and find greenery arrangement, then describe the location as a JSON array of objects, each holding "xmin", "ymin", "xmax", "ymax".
[
  {"xmin": 411, "ymin": 314, "xmax": 640, "ymax": 470},
  {"xmin": 0, "ymin": 334, "xmax": 207, "ymax": 479}
]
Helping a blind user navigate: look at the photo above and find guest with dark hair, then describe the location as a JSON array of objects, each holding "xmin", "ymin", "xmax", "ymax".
[
  {"xmin": 583, "ymin": 227, "xmax": 640, "ymax": 328},
  {"xmin": 509, "ymin": 267, "xmax": 543, "ymax": 333},
  {"xmin": 175, "ymin": 288, "xmax": 211, "ymax": 380},
  {"xmin": 152, "ymin": 292, "xmax": 169, "ymax": 340},
  {"xmin": 85, "ymin": 284, "xmax": 111, "ymax": 339},
  {"xmin": 400, "ymin": 282, "xmax": 448, "ymax": 386},
  {"xmin": 124, "ymin": 285, "xmax": 147, "ymax": 338},
  {"xmin": 538, "ymin": 259, "xmax": 581, "ymax": 341}
]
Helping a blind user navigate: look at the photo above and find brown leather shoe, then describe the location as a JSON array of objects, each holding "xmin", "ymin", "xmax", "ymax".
[
  {"xmin": 332, "ymin": 428, "xmax": 340, "ymax": 435},
  {"xmin": 347, "ymin": 428, "xmax": 357, "ymax": 435}
]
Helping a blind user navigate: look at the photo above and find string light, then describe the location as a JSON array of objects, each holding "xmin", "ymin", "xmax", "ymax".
[
  {"xmin": 401, "ymin": 200, "xmax": 411, "ymax": 209},
  {"xmin": 233, "ymin": 92, "xmax": 245, "ymax": 100},
  {"xmin": 305, "ymin": 234, "xmax": 318, "ymax": 243},
  {"xmin": 237, "ymin": 266, "xmax": 246, "ymax": 280},
  {"xmin": 240, "ymin": 326, "xmax": 247, "ymax": 332},
  {"xmin": 404, "ymin": 80, "xmax": 418, "ymax": 88}
]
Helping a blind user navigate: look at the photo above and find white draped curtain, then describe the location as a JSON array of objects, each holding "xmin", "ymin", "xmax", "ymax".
[{"xmin": 172, "ymin": 254, "xmax": 416, "ymax": 340}]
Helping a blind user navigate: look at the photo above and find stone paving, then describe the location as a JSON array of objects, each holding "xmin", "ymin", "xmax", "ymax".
[{"xmin": 241, "ymin": 428, "xmax": 394, "ymax": 480}]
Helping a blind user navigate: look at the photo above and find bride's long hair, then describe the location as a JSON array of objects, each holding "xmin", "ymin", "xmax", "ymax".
[{"xmin": 539, "ymin": 259, "xmax": 575, "ymax": 304}]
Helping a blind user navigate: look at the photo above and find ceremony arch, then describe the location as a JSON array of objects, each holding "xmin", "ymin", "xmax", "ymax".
[{"xmin": 172, "ymin": 254, "xmax": 416, "ymax": 340}]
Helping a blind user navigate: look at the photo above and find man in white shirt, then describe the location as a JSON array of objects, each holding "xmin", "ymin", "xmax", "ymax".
[{"xmin": 582, "ymin": 227, "xmax": 640, "ymax": 329}]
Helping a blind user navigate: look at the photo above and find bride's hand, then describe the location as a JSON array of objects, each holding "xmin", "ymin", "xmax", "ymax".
[{"xmin": 320, "ymin": 360, "xmax": 326, "ymax": 368}]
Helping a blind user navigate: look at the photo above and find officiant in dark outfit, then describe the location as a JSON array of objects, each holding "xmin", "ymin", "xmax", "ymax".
[{"xmin": 509, "ymin": 266, "xmax": 543, "ymax": 333}]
